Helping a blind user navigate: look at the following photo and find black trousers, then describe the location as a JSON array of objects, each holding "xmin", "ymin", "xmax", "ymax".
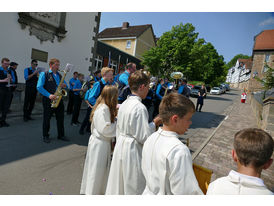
[
  {"xmin": 71, "ymin": 94, "xmax": 82, "ymax": 124},
  {"xmin": 0, "ymin": 88, "xmax": 12, "ymax": 122},
  {"xmin": 7, "ymin": 87, "xmax": 16, "ymax": 110},
  {"xmin": 196, "ymin": 103, "xmax": 203, "ymax": 111},
  {"xmin": 153, "ymin": 99, "xmax": 161, "ymax": 118},
  {"xmin": 66, "ymin": 90, "xmax": 74, "ymax": 114},
  {"xmin": 23, "ymin": 86, "xmax": 37, "ymax": 118},
  {"xmin": 80, "ymin": 106, "xmax": 92, "ymax": 132},
  {"xmin": 42, "ymin": 97, "xmax": 64, "ymax": 138},
  {"xmin": 196, "ymin": 96, "xmax": 204, "ymax": 111}
]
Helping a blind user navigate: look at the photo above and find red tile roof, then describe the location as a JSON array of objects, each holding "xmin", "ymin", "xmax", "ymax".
[
  {"xmin": 98, "ymin": 24, "xmax": 153, "ymax": 39},
  {"xmin": 253, "ymin": 30, "xmax": 274, "ymax": 51},
  {"xmin": 238, "ymin": 58, "xmax": 253, "ymax": 70}
]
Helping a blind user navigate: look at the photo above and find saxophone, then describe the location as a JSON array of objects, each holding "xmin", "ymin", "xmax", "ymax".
[{"xmin": 51, "ymin": 64, "xmax": 72, "ymax": 108}]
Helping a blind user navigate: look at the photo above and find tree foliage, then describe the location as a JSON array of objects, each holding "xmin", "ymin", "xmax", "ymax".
[
  {"xmin": 255, "ymin": 63, "xmax": 274, "ymax": 91},
  {"xmin": 225, "ymin": 54, "xmax": 251, "ymax": 70},
  {"xmin": 142, "ymin": 23, "xmax": 226, "ymax": 86}
]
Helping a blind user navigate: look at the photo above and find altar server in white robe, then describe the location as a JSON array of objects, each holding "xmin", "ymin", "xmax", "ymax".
[
  {"xmin": 106, "ymin": 70, "xmax": 162, "ymax": 195},
  {"xmin": 80, "ymin": 85, "xmax": 118, "ymax": 195},
  {"xmin": 142, "ymin": 93, "xmax": 203, "ymax": 195},
  {"xmin": 207, "ymin": 128, "xmax": 273, "ymax": 195}
]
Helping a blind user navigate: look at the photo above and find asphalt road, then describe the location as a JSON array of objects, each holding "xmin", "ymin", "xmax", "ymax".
[{"xmin": 0, "ymin": 89, "xmax": 240, "ymax": 194}]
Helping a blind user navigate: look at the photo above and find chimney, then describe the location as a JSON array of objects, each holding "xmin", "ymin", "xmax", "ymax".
[{"xmin": 122, "ymin": 22, "xmax": 129, "ymax": 29}]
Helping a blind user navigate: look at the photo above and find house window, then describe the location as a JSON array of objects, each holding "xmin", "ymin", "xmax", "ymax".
[
  {"xmin": 95, "ymin": 55, "xmax": 103, "ymax": 70},
  {"xmin": 263, "ymin": 65, "xmax": 268, "ymax": 73},
  {"xmin": 265, "ymin": 54, "xmax": 270, "ymax": 62},
  {"xmin": 126, "ymin": 40, "xmax": 131, "ymax": 49},
  {"xmin": 110, "ymin": 60, "xmax": 117, "ymax": 72},
  {"xmin": 31, "ymin": 48, "xmax": 48, "ymax": 62}
]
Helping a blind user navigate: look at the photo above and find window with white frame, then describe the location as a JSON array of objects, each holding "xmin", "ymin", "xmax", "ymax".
[
  {"xmin": 126, "ymin": 40, "xmax": 131, "ymax": 49},
  {"xmin": 265, "ymin": 54, "xmax": 270, "ymax": 62},
  {"xmin": 263, "ymin": 65, "xmax": 268, "ymax": 73},
  {"xmin": 95, "ymin": 55, "xmax": 103, "ymax": 70},
  {"xmin": 110, "ymin": 60, "xmax": 117, "ymax": 72}
]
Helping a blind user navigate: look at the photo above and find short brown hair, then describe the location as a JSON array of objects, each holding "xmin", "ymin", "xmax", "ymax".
[
  {"xmin": 1, "ymin": 57, "xmax": 10, "ymax": 63},
  {"xmin": 101, "ymin": 67, "xmax": 113, "ymax": 77},
  {"xmin": 128, "ymin": 70, "xmax": 150, "ymax": 92},
  {"xmin": 159, "ymin": 93, "xmax": 195, "ymax": 125},
  {"xmin": 234, "ymin": 128, "xmax": 273, "ymax": 168},
  {"xmin": 49, "ymin": 58, "xmax": 60, "ymax": 66},
  {"xmin": 126, "ymin": 62, "xmax": 136, "ymax": 70}
]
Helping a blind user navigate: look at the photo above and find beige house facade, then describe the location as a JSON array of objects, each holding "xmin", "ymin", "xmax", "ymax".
[{"xmin": 98, "ymin": 22, "xmax": 156, "ymax": 61}]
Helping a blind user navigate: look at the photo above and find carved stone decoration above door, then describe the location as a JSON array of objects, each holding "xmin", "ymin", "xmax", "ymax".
[{"xmin": 18, "ymin": 12, "xmax": 67, "ymax": 43}]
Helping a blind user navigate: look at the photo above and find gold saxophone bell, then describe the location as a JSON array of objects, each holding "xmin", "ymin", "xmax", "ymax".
[{"xmin": 61, "ymin": 89, "xmax": 67, "ymax": 97}]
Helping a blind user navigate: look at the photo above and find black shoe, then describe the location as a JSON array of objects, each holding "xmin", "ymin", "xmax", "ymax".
[
  {"xmin": 58, "ymin": 136, "xmax": 70, "ymax": 141},
  {"xmin": 23, "ymin": 117, "xmax": 28, "ymax": 122},
  {"xmin": 199, "ymin": 110, "xmax": 201, "ymax": 112},
  {"xmin": 79, "ymin": 129, "xmax": 84, "ymax": 135},
  {"xmin": 76, "ymin": 121, "xmax": 81, "ymax": 124},
  {"xmin": 43, "ymin": 136, "xmax": 51, "ymax": 143},
  {"xmin": 2, "ymin": 121, "xmax": 10, "ymax": 127},
  {"xmin": 0, "ymin": 121, "xmax": 3, "ymax": 128}
]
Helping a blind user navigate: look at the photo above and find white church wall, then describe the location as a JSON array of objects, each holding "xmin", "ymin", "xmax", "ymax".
[{"xmin": 0, "ymin": 12, "xmax": 99, "ymax": 83}]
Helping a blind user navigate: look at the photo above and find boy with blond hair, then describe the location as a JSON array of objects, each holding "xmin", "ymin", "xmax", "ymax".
[
  {"xmin": 207, "ymin": 128, "xmax": 273, "ymax": 195},
  {"xmin": 141, "ymin": 93, "xmax": 203, "ymax": 195}
]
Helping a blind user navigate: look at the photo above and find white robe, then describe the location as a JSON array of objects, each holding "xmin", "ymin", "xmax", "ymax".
[
  {"xmin": 80, "ymin": 104, "xmax": 116, "ymax": 195},
  {"xmin": 105, "ymin": 95, "xmax": 155, "ymax": 195},
  {"xmin": 142, "ymin": 128, "xmax": 203, "ymax": 195},
  {"xmin": 206, "ymin": 170, "xmax": 273, "ymax": 195}
]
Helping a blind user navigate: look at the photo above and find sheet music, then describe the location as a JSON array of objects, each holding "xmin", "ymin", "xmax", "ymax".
[{"xmin": 65, "ymin": 63, "xmax": 73, "ymax": 72}]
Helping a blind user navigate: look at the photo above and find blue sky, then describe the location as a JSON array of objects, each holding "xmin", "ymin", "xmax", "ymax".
[{"xmin": 99, "ymin": 12, "xmax": 274, "ymax": 63}]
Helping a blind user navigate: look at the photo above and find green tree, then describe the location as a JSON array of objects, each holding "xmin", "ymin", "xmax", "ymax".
[
  {"xmin": 142, "ymin": 23, "xmax": 226, "ymax": 86},
  {"xmin": 225, "ymin": 54, "xmax": 250, "ymax": 70},
  {"xmin": 255, "ymin": 63, "xmax": 274, "ymax": 99}
]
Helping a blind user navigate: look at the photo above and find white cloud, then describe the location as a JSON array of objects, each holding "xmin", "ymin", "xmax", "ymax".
[{"xmin": 259, "ymin": 17, "xmax": 274, "ymax": 26}]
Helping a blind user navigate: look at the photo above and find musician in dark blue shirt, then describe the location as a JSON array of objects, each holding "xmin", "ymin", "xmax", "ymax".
[
  {"xmin": 67, "ymin": 71, "xmax": 78, "ymax": 114},
  {"xmin": 7, "ymin": 62, "xmax": 18, "ymax": 112},
  {"xmin": 37, "ymin": 58, "xmax": 68, "ymax": 143},
  {"xmin": 23, "ymin": 59, "xmax": 39, "ymax": 122},
  {"xmin": 0, "ymin": 58, "xmax": 12, "ymax": 127},
  {"xmin": 71, "ymin": 73, "xmax": 84, "ymax": 126}
]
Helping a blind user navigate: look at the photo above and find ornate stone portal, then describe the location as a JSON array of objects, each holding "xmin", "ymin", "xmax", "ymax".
[{"xmin": 18, "ymin": 12, "xmax": 67, "ymax": 43}]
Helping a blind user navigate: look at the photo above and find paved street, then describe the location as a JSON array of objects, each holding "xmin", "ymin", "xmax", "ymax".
[{"xmin": 0, "ymin": 89, "xmax": 255, "ymax": 194}]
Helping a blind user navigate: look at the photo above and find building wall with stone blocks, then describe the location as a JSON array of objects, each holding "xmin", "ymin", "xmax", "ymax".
[
  {"xmin": 248, "ymin": 51, "xmax": 274, "ymax": 92},
  {"xmin": 0, "ymin": 12, "xmax": 100, "ymax": 83}
]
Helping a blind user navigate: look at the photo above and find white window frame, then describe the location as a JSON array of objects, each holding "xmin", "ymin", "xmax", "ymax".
[
  {"xmin": 265, "ymin": 54, "xmax": 270, "ymax": 62},
  {"xmin": 95, "ymin": 55, "xmax": 103, "ymax": 70},
  {"xmin": 110, "ymin": 60, "xmax": 117, "ymax": 73},
  {"xmin": 263, "ymin": 65, "xmax": 268, "ymax": 73},
  {"xmin": 126, "ymin": 40, "xmax": 131, "ymax": 49}
]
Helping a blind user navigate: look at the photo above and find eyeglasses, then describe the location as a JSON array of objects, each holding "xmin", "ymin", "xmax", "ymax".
[{"xmin": 33, "ymin": 64, "xmax": 38, "ymax": 66}]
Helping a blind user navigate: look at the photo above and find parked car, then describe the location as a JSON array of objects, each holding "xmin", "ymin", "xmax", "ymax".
[
  {"xmin": 210, "ymin": 87, "xmax": 222, "ymax": 95},
  {"xmin": 190, "ymin": 85, "xmax": 207, "ymax": 98},
  {"xmin": 190, "ymin": 86, "xmax": 201, "ymax": 97},
  {"xmin": 220, "ymin": 83, "xmax": 230, "ymax": 92},
  {"xmin": 224, "ymin": 84, "xmax": 230, "ymax": 91},
  {"xmin": 219, "ymin": 85, "xmax": 226, "ymax": 94}
]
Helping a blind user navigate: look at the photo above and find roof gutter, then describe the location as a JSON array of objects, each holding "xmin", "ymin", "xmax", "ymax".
[{"xmin": 98, "ymin": 37, "xmax": 136, "ymax": 41}]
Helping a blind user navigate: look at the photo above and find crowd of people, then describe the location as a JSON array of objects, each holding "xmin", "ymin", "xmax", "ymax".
[{"xmin": 0, "ymin": 57, "xmax": 273, "ymax": 195}]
